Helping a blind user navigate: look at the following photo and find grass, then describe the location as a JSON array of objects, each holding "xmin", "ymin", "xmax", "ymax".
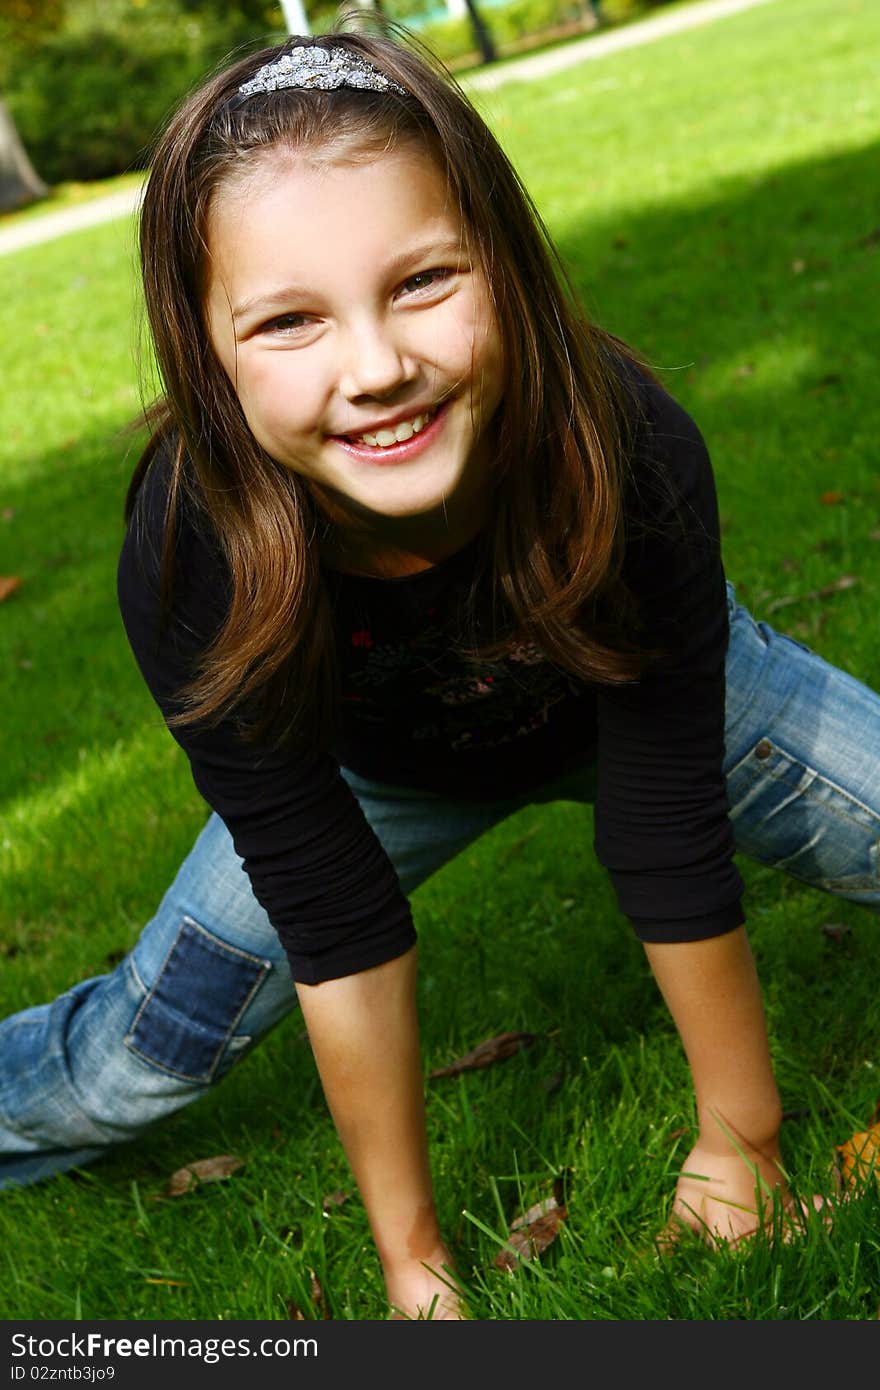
[{"xmin": 1, "ymin": 0, "xmax": 879, "ymax": 1322}]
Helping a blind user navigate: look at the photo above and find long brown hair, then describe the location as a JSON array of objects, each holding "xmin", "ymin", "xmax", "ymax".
[{"xmin": 131, "ymin": 29, "xmax": 653, "ymax": 749}]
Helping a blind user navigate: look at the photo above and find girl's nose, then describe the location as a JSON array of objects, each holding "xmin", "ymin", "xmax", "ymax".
[{"xmin": 337, "ymin": 317, "xmax": 417, "ymax": 402}]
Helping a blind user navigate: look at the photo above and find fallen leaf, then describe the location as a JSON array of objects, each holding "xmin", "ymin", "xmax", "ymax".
[
  {"xmin": 764, "ymin": 574, "xmax": 858, "ymax": 615},
  {"xmin": 510, "ymin": 1196, "xmax": 559, "ymax": 1230},
  {"xmin": 165, "ymin": 1154, "xmax": 244, "ymax": 1196},
  {"xmin": 818, "ymin": 574, "xmax": 858, "ymax": 596},
  {"xmin": 1, "ymin": 508, "xmax": 14, "ymax": 522},
  {"xmin": 310, "ymin": 1271, "xmax": 328, "ymax": 1318},
  {"xmin": 494, "ymin": 1196, "xmax": 566, "ymax": 1271},
  {"xmin": 791, "ymin": 259, "xmax": 806, "ymax": 274},
  {"xmin": 734, "ymin": 363, "xmax": 755, "ymax": 378},
  {"xmin": 429, "ymin": 1031, "xmax": 538, "ymax": 1079},
  {"xmin": 286, "ymin": 1301, "xmax": 307, "ymax": 1320},
  {"xmin": 821, "ymin": 922, "xmax": 852, "ymax": 943},
  {"xmin": 322, "ymin": 1189, "xmax": 349, "ymax": 1210},
  {"xmin": 834, "ymin": 1123, "xmax": 880, "ymax": 1191},
  {"xmin": 0, "ymin": 576, "xmax": 22, "ymax": 602},
  {"xmin": 869, "ymin": 529, "xmax": 880, "ymax": 542},
  {"xmin": 820, "ymin": 490, "xmax": 845, "ymax": 505},
  {"xmin": 145, "ymin": 1277, "xmax": 186, "ymax": 1287}
]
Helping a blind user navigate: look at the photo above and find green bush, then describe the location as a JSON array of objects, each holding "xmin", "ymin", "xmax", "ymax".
[
  {"xmin": 5, "ymin": 30, "xmax": 203, "ymax": 182},
  {"xmin": 414, "ymin": 14, "xmax": 478, "ymax": 65},
  {"xmin": 1, "ymin": 3, "xmax": 284, "ymax": 184},
  {"xmin": 490, "ymin": 0, "xmax": 590, "ymax": 48}
]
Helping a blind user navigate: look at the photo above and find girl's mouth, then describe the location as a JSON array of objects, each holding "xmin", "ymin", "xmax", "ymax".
[{"xmin": 332, "ymin": 403, "xmax": 447, "ymax": 464}]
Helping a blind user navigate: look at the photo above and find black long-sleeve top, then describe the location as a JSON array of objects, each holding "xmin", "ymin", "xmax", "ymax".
[{"xmin": 118, "ymin": 370, "xmax": 744, "ymax": 984}]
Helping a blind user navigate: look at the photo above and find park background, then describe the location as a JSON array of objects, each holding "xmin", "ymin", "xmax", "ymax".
[{"xmin": 1, "ymin": 0, "xmax": 879, "ymax": 1320}]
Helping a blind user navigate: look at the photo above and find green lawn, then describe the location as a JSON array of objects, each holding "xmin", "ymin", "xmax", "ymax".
[{"xmin": 1, "ymin": 0, "xmax": 879, "ymax": 1321}]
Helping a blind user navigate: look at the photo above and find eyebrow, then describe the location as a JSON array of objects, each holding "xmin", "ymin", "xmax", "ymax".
[{"xmin": 231, "ymin": 237, "xmax": 470, "ymax": 321}]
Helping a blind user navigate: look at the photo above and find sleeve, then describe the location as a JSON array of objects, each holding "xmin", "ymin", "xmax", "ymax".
[
  {"xmin": 116, "ymin": 456, "xmax": 416, "ymax": 984},
  {"xmin": 593, "ymin": 375, "xmax": 745, "ymax": 943}
]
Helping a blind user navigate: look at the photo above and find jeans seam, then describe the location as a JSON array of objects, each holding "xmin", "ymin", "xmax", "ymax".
[{"xmin": 745, "ymin": 743, "xmax": 880, "ymax": 835}]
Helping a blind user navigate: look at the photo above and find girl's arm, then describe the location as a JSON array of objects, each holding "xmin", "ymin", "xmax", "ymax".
[
  {"xmin": 296, "ymin": 945, "xmax": 460, "ymax": 1319},
  {"xmin": 643, "ymin": 926, "xmax": 790, "ymax": 1243}
]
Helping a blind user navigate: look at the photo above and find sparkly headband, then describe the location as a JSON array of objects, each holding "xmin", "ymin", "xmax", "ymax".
[{"xmin": 237, "ymin": 45, "xmax": 406, "ymax": 98}]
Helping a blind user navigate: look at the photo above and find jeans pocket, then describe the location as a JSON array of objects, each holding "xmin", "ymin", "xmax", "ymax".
[
  {"xmin": 125, "ymin": 916, "xmax": 272, "ymax": 1083},
  {"xmin": 727, "ymin": 737, "xmax": 880, "ymax": 893}
]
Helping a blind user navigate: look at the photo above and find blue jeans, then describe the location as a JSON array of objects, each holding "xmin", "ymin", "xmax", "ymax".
[{"xmin": 1, "ymin": 585, "xmax": 878, "ymax": 1188}]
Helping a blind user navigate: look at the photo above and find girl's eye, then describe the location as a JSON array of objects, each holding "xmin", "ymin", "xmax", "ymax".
[
  {"xmin": 399, "ymin": 268, "xmax": 452, "ymax": 297},
  {"xmin": 263, "ymin": 312, "xmax": 314, "ymax": 336}
]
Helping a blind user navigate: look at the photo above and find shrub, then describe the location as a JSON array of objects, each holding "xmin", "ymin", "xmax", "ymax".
[{"xmin": 0, "ymin": 3, "xmax": 283, "ymax": 183}]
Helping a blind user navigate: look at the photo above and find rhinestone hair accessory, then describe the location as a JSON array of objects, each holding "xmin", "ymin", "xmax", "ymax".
[{"xmin": 237, "ymin": 45, "xmax": 406, "ymax": 98}]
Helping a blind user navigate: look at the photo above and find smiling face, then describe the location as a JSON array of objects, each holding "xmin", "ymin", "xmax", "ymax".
[{"xmin": 203, "ymin": 143, "xmax": 505, "ymax": 569}]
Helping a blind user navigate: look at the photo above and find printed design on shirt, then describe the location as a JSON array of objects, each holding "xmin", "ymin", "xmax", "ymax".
[{"xmin": 340, "ymin": 622, "xmax": 581, "ymax": 753}]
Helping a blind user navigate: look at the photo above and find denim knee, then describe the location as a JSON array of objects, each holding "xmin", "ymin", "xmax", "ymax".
[
  {"xmin": 0, "ymin": 814, "xmax": 298, "ymax": 1174},
  {"xmin": 724, "ymin": 588, "xmax": 880, "ymax": 903}
]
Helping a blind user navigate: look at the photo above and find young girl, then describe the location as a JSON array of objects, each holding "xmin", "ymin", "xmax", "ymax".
[{"xmin": 1, "ymin": 32, "xmax": 879, "ymax": 1319}]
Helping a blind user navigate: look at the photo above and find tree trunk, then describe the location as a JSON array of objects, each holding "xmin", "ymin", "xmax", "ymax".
[
  {"xmin": 0, "ymin": 97, "xmax": 47, "ymax": 213},
  {"xmin": 339, "ymin": 1, "xmax": 385, "ymax": 32},
  {"xmin": 278, "ymin": 0, "xmax": 310, "ymax": 35},
  {"xmin": 462, "ymin": 0, "xmax": 497, "ymax": 64}
]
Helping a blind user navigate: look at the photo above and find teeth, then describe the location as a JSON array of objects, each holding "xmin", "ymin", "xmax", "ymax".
[{"xmin": 354, "ymin": 411, "xmax": 431, "ymax": 448}]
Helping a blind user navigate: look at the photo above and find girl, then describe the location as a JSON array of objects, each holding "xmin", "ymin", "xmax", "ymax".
[{"xmin": 1, "ymin": 32, "xmax": 878, "ymax": 1319}]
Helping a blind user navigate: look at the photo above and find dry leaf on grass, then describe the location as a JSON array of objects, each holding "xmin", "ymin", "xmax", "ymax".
[
  {"xmin": 287, "ymin": 1272, "xmax": 328, "ymax": 1320},
  {"xmin": 165, "ymin": 1154, "xmax": 244, "ymax": 1196},
  {"xmin": 821, "ymin": 922, "xmax": 852, "ymax": 943},
  {"xmin": 322, "ymin": 1189, "xmax": 349, "ymax": 1210},
  {"xmin": 494, "ymin": 1195, "xmax": 566, "ymax": 1271},
  {"xmin": 0, "ymin": 576, "xmax": 22, "ymax": 603},
  {"xmin": 834, "ymin": 1123, "xmax": 880, "ymax": 1192},
  {"xmin": 820, "ymin": 490, "xmax": 845, "ymax": 505},
  {"xmin": 764, "ymin": 574, "xmax": 858, "ymax": 615},
  {"xmin": 429, "ymin": 1030, "xmax": 537, "ymax": 1079}
]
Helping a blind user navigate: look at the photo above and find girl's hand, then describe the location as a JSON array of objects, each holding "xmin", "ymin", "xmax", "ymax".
[
  {"xmin": 385, "ymin": 1245, "xmax": 464, "ymax": 1320},
  {"xmin": 660, "ymin": 1137, "xmax": 826, "ymax": 1249}
]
